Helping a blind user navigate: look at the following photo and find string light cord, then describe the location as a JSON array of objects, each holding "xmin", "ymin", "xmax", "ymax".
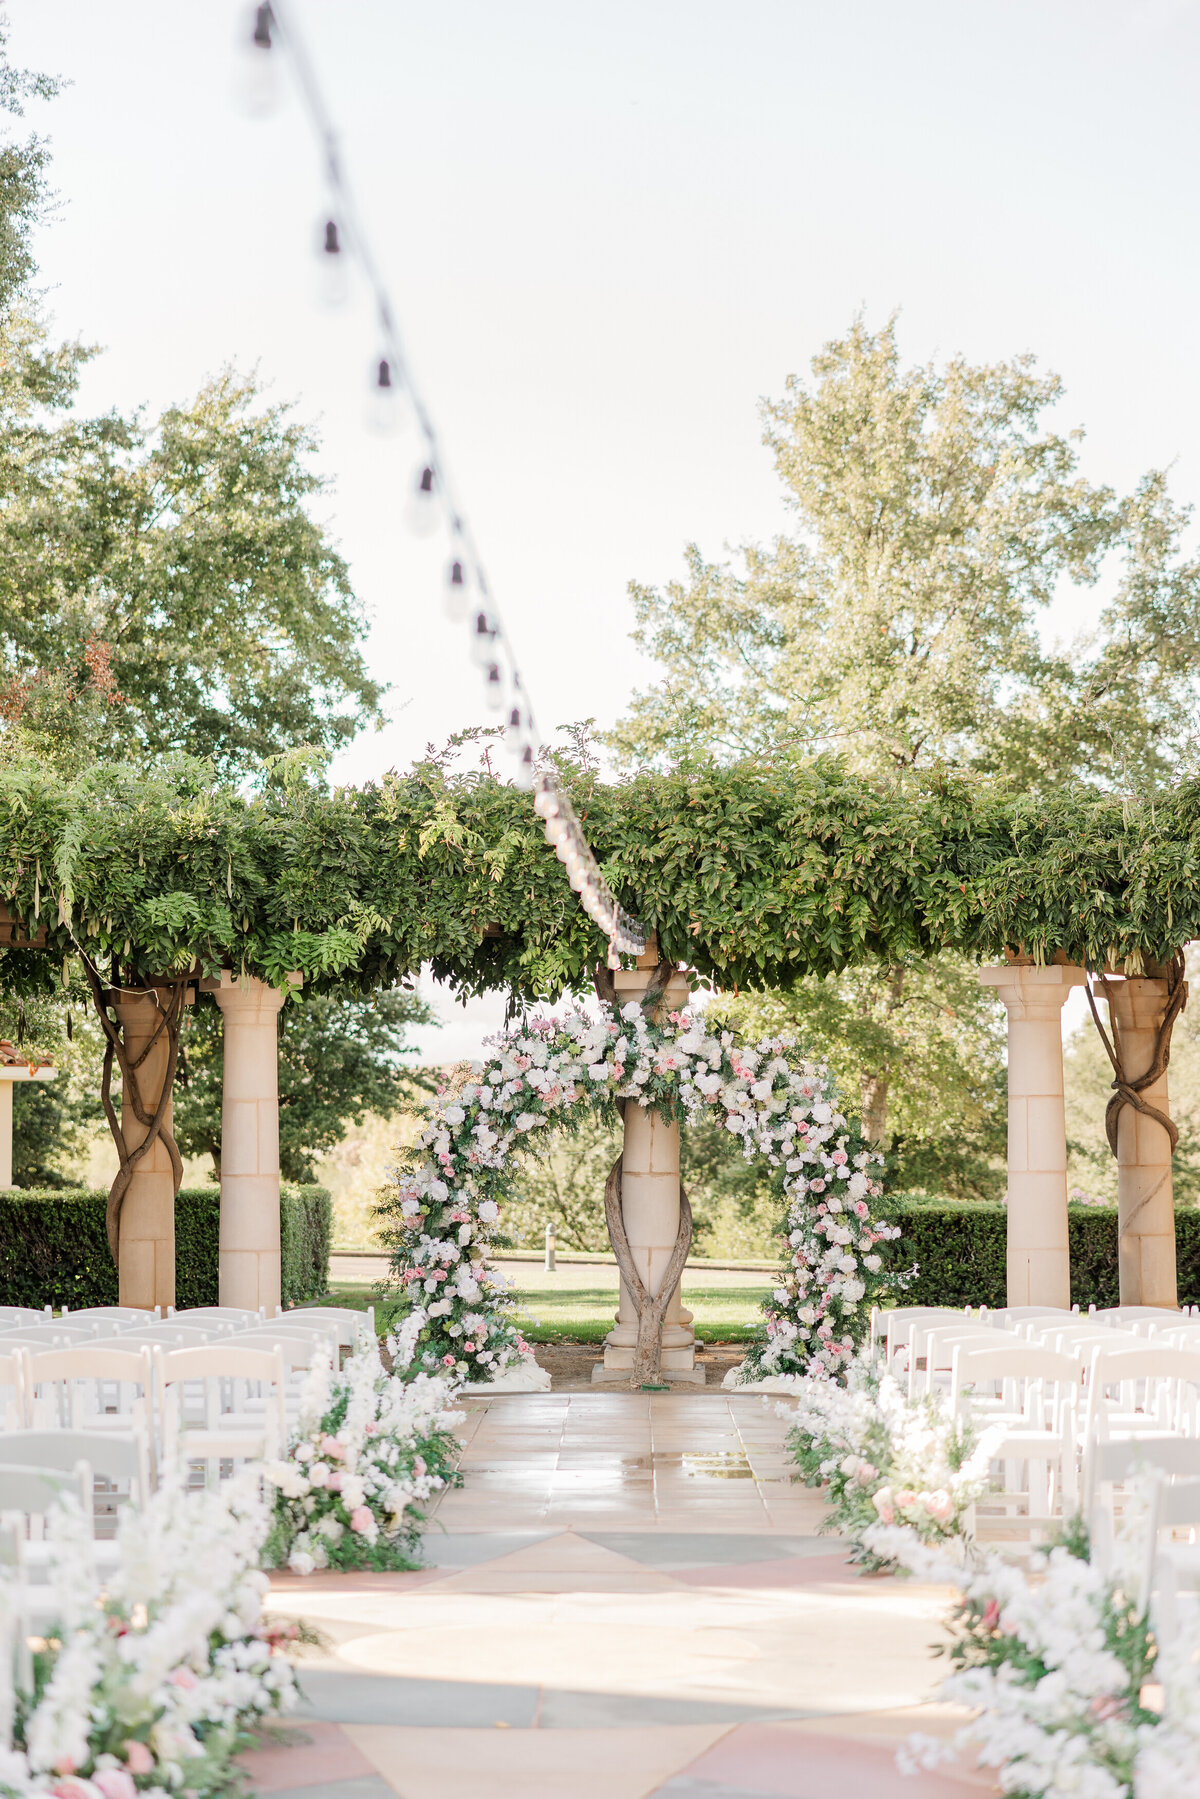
[{"xmin": 253, "ymin": 2, "xmax": 646, "ymax": 967}]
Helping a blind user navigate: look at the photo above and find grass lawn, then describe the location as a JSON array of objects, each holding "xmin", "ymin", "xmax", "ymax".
[{"xmin": 319, "ymin": 1278, "xmax": 771, "ymax": 1345}]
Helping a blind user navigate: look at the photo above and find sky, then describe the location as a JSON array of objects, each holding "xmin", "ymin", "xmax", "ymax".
[{"xmin": 9, "ymin": 0, "xmax": 1200, "ymax": 1055}]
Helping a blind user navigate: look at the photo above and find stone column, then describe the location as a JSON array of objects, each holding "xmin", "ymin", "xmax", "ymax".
[
  {"xmin": 112, "ymin": 989, "xmax": 180, "ymax": 1312},
  {"xmin": 1107, "ymin": 977, "xmax": 1178, "ymax": 1308},
  {"xmin": 979, "ymin": 963, "xmax": 1086, "ymax": 1309},
  {"xmin": 596, "ymin": 961, "xmax": 702, "ymax": 1383},
  {"xmin": 204, "ymin": 972, "xmax": 298, "ymax": 1315}
]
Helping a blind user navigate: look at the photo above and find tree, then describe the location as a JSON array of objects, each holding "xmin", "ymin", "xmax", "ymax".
[
  {"xmin": 612, "ymin": 315, "xmax": 1200, "ymax": 787},
  {"xmin": 611, "ymin": 316, "xmax": 1200, "ymax": 1184},
  {"xmin": 172, "ymin": 987, "xmax": 434, "ymax": 1183}
]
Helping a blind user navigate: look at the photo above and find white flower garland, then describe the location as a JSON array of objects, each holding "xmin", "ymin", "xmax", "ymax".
[{"xmin": 380, "ymin": 998, "xmax": 899, "ymax": 1380}]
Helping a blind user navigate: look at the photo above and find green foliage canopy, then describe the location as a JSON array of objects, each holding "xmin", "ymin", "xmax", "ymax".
[{"xmin": 1, "ymin": 751, "xmax": 1198, "ymax": 1004}]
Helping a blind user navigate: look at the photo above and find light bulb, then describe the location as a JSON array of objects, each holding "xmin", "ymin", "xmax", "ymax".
[
  {"xmin": 443, "ymin": 558, "xmax": 469, "ymax": 622},
  {"xmin": 533, "ymin": 782, "xmax": 558, "ymax": 819},
  {"xmin": 366, "ymin": 356, "xmax": 404, "ymax": 435},
  {"xmin": 555, "ymin": 838, "xmax": 571, "ymax": 865},
  {"xmin": 315, "ymin": 216, "xmax": 349, "ymax": 308},
  {"xmin": 545, "ymin": 816, "xmax": 568, "ymax": 847},
  {"xmin": 405, "ymin": 463, "xmax": 439, "ymax": 537},
  {"xmin": 468, "ymin": 610, "xmax": 498, "ymax": 669},
  {"xmin": 514, "ymin": 744, "xmax": 535, "ymax": 791},
  {"xmin": 569, "ymin": 865, "xmax": 587, "ymax": 894},
  {"xmin": 234, "ymin": 3, "xmax": 281, "ymax": 117},
  {"xmin": 482, "ymin": 661, "xmax": 505, "ymax": 711}
]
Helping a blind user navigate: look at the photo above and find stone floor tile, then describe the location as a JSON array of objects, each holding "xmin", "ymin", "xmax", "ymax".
[
  {"xmin": 582, "ymin": 1534, "xmax": 832, "ymax": 1568},
  {"xmin": 293, "ymin": 1669, "xmax": 538, "ymax": 1728},
  {"xmin": 668, "ymin": 1719, "xmax": 996, "ymax": 1797},
  {"xmin": 341, "ymin": 1723, "xmax": 735, "ymax": 1799},
  {"xmin": 238, "ymin": 1720, "xmax": 375, "ymax": 1793},
  {"xmin": 262, "ymin": 1778, "xmax": 395, "ymax": 1799},
  {"xmin": 419, "ymin": 1531, "xmax": 559, "ymax": 1565}
]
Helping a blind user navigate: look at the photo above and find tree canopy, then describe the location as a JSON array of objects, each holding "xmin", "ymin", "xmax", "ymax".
[{"xmin": 611, "ymin": 316, "xmax": 1200, "ymax": 791}]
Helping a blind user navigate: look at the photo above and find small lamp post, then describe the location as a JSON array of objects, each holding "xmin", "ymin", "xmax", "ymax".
[{"xmin": 544, "ymin": 1220, "xmax": 557, "ymax": 1273}]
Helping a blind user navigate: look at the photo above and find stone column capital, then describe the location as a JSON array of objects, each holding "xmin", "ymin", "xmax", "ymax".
[
  {"xmin": 201, "ymin": 970, "xmax": 301, "ymax": 1020},
  {"xmin": 979, "ymin": 962, "xmax": 1086, "ymax": 1019}
]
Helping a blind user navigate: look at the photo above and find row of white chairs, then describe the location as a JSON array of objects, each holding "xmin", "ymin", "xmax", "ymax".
[{"xmin": 869, "ymin": 1303, "xmax": 1200, "ymax": 1549}]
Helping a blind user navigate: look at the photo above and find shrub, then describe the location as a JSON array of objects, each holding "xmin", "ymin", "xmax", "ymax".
[
  {"xmin": 879, "ymin": 1192, "xmax": 1200, "ymax": 1310},
  {"xmin": 0, "ymin": 1184, "xmax": 331, "ymax": 1309}
]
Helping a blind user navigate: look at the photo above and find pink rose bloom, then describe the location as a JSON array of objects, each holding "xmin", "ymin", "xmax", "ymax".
[
  {"xmin": 326, "ymin": 1471, "xmax": 342, "ymax": 1491},
  {"xmin": 51, "ymin": 1761, "xmax": 76, "ymax": 1780},
  {"xmin": 308, "ymin": 1462, "xmax": 330, "ymax": 1487},
  {"xmin": 893, "ymin": 1489, "xmax": 919, "ymax": 1510},
  {"xmin": 442, "ymin": 1354, "xmax": 457, "ymax": 1365},
  {"xmin": 832, "ymin": 1151, "xmax": 847, "ymax": 1165},
  {"xmin": 923, "ymin": 1489, "xmax": 955, "ymax": 1524},
  {"xmin": 854, "ymin": 1462, "xmax": 877, "ymax": 1486},
  {"xmin": 872, "ymin": 1487, "xmax": 895, "ymax": 1525},
  {"xmin": 321, "ymin": 1435, "xmax": 345, "ymax": 1459},
  {"xmin": 50, "ymin": 1780, "xmax": 97, "ymax": 1799},
  {"xmin": 168, "ymin": 1665, "xmax": 197, "ymax": 1690},
  {"xmin": 123, "ymin": 1745, "xmax": 154, "ymax": 1776},
  {"xmin": 414, "ymin": 1454, "xmax": 427, "ymax": 1477},
  {"xmin": 855, "ymin": 1201, "xmax": 869, "ymax": 1218},
  {"xmin": 94, "ymin": 1772, "xmax": 137, "ymax": 1799},
  {"xmin": 349, "ymin": 1506, "xmax": 374, "ymax": 1534}
]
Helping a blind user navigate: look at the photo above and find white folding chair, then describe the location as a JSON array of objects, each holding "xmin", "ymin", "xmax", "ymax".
[
  {"xmin": 1140, "ymin": 1473, "xmax": 1200, "ymax": 1642},
  {"xmin": 282, "ymin": 1306, "xmax": 374, "ymax": 1348},
  {"xmin": 879, "ymin": 1308, "xmax": 974, "ymax": 1371},
  {"xmin": 953, "ymin": 1344, "xmax": 1083, "ymax": 1534},
  {"xmin": 158, "ymin": 1344, "xmax": 288, "ymax": 1478},
  {"xmin": 168, "ymin": 1306, "xmax": 265, "ymax": 1327},
  {"xmin": 1084, "ymin": 1345, "xmax": 1200, "ymax": 1447},
  {"xmin": 0, "ymin": 1428, "xmax": 151, "ymax": 1515},
  {"xmin": 23, "ymin": 1344, "xmax": 155, "ymax": 1437}
]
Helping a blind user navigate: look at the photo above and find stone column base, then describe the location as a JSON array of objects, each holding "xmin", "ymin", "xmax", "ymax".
[{"xmin": 592, "ymin": 1360, "xmax": 706, "ymax": 1385}]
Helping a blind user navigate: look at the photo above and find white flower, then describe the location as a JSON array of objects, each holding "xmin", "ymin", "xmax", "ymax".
[
  {"xmin": 621, "ymin": 1001, "xmax": 643, "ymax": 1022},
  {"xmin": 477, "ymin": 1200, "xmax": 500, "ymax": 1223},
  {"xmin": 588, "ymin": 1062, "xmax": 610, "ymax": 1081}
]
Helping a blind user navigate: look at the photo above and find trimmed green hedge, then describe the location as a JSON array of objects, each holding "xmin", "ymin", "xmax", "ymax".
[
  {"xmin": 0, "ymin": 1184, "xmax": 331, "ymax": 1311},
  {"xmin": 879, "ymin": 1193, "xmax": 1200, "ymax": 1310}
]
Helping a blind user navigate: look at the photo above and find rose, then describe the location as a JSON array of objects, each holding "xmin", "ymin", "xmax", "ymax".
[
  {"xmin": 922, "ymin": 1489, "xmax": 955, "ymax": 1524},
  {"xmin": 308, "ymin": 1461, "xmax": 330, "ymax": 1487},
  {"xmin": 872, "ymin": 1486, "xmax": 895, "ymax": 1525},
  {"xmin": 893, "ymin": 1489, "xmax": 919, "ymax": 1510},
  {"xmin": 288, "ymin": 1550, "xmax": 316, "ymax": 1577},
  {"xmin": 349, "ymin": 1506, "xmax": 374, "ymax": 1534},
  {"xmin": 123, "ymin": 1745, "xmax": 154, "ymax": 1777},
  {"xmin": 94, "ymin": 1772, "xmax": 137, "ymax": 1799},
  {"xmin": 442, "ymin": 1354, "xmax": 457, "ymax": 1365}
]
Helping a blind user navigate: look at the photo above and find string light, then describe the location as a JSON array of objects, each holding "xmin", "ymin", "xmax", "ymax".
[{"xmin": 250, "ymin": 2, "xmax": 647, "ymax": 967}]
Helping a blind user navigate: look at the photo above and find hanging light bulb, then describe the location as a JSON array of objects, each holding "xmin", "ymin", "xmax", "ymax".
[
  {"xmin": 234, "ymin": 3, "xmax": 281, "ymax": 116},
  {"xmin": 405, "ymin": 462, "xmax": 439, "ymax": 537},
  {"xmin": 443, "ymin": 558, "xmax": 469, "ymax": 622},
  {"xmin": 482, "ymin": 660, "xmax": 506, "ymax": 711},
  {"xmin": 533, "ymin": 781, "xmax": 559, "ymax": 819},
  {"xmin": 468, "ymin": 610, "xmax": 498, "ymax": 669},
  {"xmin": 315, "ymin": 216, "xmax": 349, "ymax": 308},
  {"xmin": 514, "ymin": 743, "xmax": 535, "ymax": 791},
  {"xmin": 545, "ymin": 815, "xmax": 568, "ymax": 847},
  {"xmin": 366, "ymin": 355, "xmax": 403, "ymax": 435}
]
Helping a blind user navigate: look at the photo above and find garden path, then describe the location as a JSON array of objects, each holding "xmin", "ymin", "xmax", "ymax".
[{"xmin": 248, "ymin": 1394, "xmax": 997, "ymax": 1799}]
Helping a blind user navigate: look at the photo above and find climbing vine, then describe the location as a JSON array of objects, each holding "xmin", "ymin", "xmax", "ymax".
[{"xmin": 1, "ymin": 750, "xmax": 1200, "ymax": 1005}]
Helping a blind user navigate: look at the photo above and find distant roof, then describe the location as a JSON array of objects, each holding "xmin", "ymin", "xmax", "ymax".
[{"xmin": 0, "ymin": 1040, "xmax": 54, "ymax": 1071}]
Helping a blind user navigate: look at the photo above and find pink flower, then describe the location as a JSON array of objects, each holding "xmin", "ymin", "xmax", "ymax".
[
  {"xmin": 123, "ymin": 1745, "xmax": 154, "ymax": 1777},
  {"xmin": 981, "ymin": 1600, "xmax": 1001, "ymax": 1633},
  {"xmin": 94, "ymin": 1772, "xmax": 137, "ymax": 1799},
  {"xmin": 442, "ymin": 1354, "xmax": 457, "ymax": 1365},
  {"xmin": 321, "ymin": 1435, "xmax": 345, "ymax": 1459},
  {"xmin": 50, "ymin": 1780, "xmax": 97, "ymax": 1799},
  {"xmin": 832, "ymin": 1151, "xmax": 847, "ymax": 1165},
  {"xmin": 854, "ymin": 1462, "xmax": 877, "ymax": 1486},
  {"xmin": 349, "ymin": 1506, "xmax": 374, "ymax": 1534},
  {"xmin": 923, "ymin": 1489, "xmax": 955, "ymax": 1524},
  {"xmin": 463, "ymin": 1342, "xmax": 476, "ymax": 1353},
  {"xmin": 893, "ymin": 1489, "xmax": 918, "ymax": 1510},
  {"xmin": 414, "ymin": 1455, "xmax": 427, "ymax": 1477},
  {"xmin": 168, "ymin": 1665, "xmax": 197, "ymax": 1690},
  {"xmin": 872, "ymin": 1487, "xmax": 895, "ymax": 1525}
]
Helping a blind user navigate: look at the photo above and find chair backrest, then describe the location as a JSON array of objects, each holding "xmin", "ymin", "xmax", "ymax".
[
  {"xmin": 166, "ymin": 1307, "xmax": 260, "ymax": 1326},
  {"xmin": 158, "ymin": 1343, "xmax": 288, "ymax": 1385},
  {"xmin": 67, "ymin": 1308, "xmax": 157, "ymax": 1324},
  {"xmin": 0, "ymin": 1462, "xmax": 88, "ymax": 1518},
  {"xmin": 953, "ymin": 1344, "xmax": 1080, "ymax": 1386},
  {"xmin": 0, "ymin": 1428, "xmax": 150, "ymax": 1500},
  {"xmin": 25, "ymin": 1344, "xmax": 155, "ymax": 1386},
  {"xmin": 1090, "ymin": 1345, "xmax": 1200, "ymax": 1386},
  {"xmin": 1093, "ymin": 1307, "xmax": 1185, "ymax": 1323},
  {"xmin": 114, "ymin": 1325, "xmax": 223, "ymax": 1349},
  {"xmin": 1091, "ymin": 1436, "xmax": 1200, "ymax": 1487},
  {"xmin": 284, "ymin": 1306, "xmax": 373, "ymax": 1342},
  {"xmin": 225, "ymin": 1328, "xmax": 336, "ymax": 1368}
]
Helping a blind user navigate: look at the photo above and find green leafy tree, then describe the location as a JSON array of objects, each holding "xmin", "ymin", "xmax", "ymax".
[
  {"xmin": 173, "ymin": 987, "xmax": 434, "ymax": 1183},
  {"xmin": 612, "ymin": 316, "xmax": 1200, "ymax": 1187}
]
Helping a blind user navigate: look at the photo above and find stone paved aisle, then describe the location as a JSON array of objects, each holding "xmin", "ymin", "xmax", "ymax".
[{"xmin": 245, "ymin": 1394, "xmax": 997, "ymax": 1799}]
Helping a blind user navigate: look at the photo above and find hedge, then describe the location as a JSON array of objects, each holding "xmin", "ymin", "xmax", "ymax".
[
  {"xmin": 879, "ymin": 1194, "xmax": 1200, "ymax": 1310},
  {"xmin": 0, "ymin": 1184, "xmax": 331, "ymax": 1311}
]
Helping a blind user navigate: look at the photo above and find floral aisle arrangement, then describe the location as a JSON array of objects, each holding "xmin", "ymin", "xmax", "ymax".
[
  {"xmin": 783, "ymin": 1350, "xmax": 999, "ymax": 1568},
  {"xmin": 260, "ymin": 1330, "xmax": 461, "ymax": 1574},
  {"xmin": 0, "ymin": 1472, "xmax": 297, "ymax": 1799},
  {"xmin": 867, "ymin": 1514, "xmax": 1200, "ymax": 1799},
  {"xmin": 378, "ymin": 998, "xmax": 900, "ymax": 1382}
]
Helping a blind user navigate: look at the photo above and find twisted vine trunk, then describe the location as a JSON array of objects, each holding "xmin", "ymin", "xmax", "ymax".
[
  {"xmin": 593, "ymin": 959, "xmax": 691, "ymax": 1386},
  {"xmin": 1085, "ymin": 952, "xmax": 1187, "ymax": 1159},
  {"xmin": 83, "ymin": 966, "xmax": 187, "ymax": 1267}
]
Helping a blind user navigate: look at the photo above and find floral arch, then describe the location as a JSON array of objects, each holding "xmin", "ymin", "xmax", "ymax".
[{"xmin": 379, "ymin": 994, "xmax": 901, "ymax": 1386}]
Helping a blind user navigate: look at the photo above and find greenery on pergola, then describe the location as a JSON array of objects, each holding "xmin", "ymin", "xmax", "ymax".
[{"xmin": 0, "ymin": 750, "xmax": 1196, "ymax": 1005}]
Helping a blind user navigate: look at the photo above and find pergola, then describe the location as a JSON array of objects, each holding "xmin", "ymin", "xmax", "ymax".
[{"xmin": 0, "ymin": 755, "xmax": 1194, "ymax": 1325}]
